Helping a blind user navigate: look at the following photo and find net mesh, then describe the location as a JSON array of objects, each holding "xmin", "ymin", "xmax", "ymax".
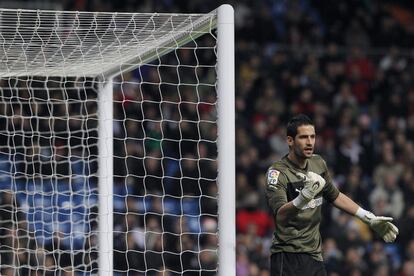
[
  {"xmin": 0, "ymin": 77, "xmax": 100, "ymax": 274},
  {"xmin": 0, "ymin": 9, "xmax": 216, "ymax": 77},
  {"xmin": 0, "ymin": 8, "xmax": 219, "ymax": 275}
]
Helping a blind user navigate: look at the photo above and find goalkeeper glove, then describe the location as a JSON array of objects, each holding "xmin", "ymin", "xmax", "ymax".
[
  {"xmin": 292, "ymin": 171, "xmax": 326, "ymax": 209},
  {"xmin": 356, "ymin": 207, "xmax": 399, "ymax": 243}
]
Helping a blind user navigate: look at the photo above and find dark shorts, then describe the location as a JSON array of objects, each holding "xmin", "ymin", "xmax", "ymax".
[{"xmin": 270, "ymin": 252, "xmax": 327, "ymax": 276}]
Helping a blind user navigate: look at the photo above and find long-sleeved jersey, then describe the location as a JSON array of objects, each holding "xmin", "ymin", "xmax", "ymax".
[{"xmin": 266, "ymin": 154, "xmax": 339, "ymax": 261}]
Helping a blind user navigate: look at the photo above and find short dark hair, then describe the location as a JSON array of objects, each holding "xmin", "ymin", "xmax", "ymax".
[{"xmin": 286, "ymin": 114, "xmax": 313, "ymax": 138}]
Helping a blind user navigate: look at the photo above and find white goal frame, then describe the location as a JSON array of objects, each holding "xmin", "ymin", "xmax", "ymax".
[
  {"xmin": 0, "ymin": 4, "xmax": 235, "ymax": 276},
  {"xmin": 216, "ymin": 5, "xmax": 235, "ymax": 275}
]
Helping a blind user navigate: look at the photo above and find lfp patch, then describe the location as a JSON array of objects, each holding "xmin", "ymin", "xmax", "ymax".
[{"xmin": 267, "ymin": 169, "xmax": 280, "ymax": 185}]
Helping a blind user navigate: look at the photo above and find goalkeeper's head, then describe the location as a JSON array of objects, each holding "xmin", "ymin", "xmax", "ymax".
[{"xmin": 286, "ymin": 114, "xmax": 315, "ymax": 159}]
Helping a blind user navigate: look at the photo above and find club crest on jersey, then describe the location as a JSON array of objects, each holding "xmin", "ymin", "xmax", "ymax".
[{"xmin": 268, "ymin": 169, "xmax": 280, "ymax": 185}]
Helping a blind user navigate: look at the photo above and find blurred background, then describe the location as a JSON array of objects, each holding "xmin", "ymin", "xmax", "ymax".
[{"xmin": 1, "ymin": 0, "xmax": 414, "ymax": 275}]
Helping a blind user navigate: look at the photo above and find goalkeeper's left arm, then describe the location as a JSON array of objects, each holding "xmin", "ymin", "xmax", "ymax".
[{"xmin": 333, "ymin": 192, "xmax": 399, "ymax": 243}]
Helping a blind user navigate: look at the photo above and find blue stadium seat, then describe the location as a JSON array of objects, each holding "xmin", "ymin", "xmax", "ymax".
[
  {"xmin": 163, "ymin": 197, "xmax": 181, "ymax": 215},
  {"xmin": 0, "ymin": 153, "xmax": 11, "ymax": 188},
  {"xmin": 182, "ymin": 198, "xmax": 200, "ymax": 216},
  {"xmin": 184, "ymin": 216, "xmax": 201, "ymax": 233}
]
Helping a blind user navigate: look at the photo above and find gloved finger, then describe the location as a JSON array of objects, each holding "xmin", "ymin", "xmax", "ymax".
[
  {"xmin": 306, "ymin": 171, "xmax": 319, "ymax": 178},
  {"xmin": 387, "ymin": 222, "xmax": 399, "ymax": 234},
  {"xmin": 383, "ymin": 232, "xmax": 392, "ymax": 242},
  {"xmin": 383, "ymin": 222, "xmax": 398, "ymax": 235},
  {"xmin": 374, "ymin": 216, "xmax": 393, "ymax": 222},
  {"xmin": 296, "ymin": 172, "xmax": 308, "ymax": 180},
  {"xmin": 384, "ymin": 232, "xmax": 396, "ymax": 243},
  {"xmin": 387, "ymin": 222, "xmax": 399, "ymax": 235},
  {"xmin": 387, "ymin": 229, "xmax": 397, "ymax": 240}
]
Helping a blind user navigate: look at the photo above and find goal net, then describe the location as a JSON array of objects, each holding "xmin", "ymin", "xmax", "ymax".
[{"xmin": 0, "ymin": 6, "xmax": 234, "ymax": 275}]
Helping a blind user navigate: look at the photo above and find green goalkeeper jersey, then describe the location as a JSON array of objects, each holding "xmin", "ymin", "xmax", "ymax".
[{"xmin": 265, "ymin": 154, "xmax": 339, "ymax": 261}]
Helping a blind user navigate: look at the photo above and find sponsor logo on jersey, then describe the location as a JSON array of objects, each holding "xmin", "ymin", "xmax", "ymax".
[
  {"xmin": 267, "ymin": 169, "xmax": 280, "ymax": 185},
  {"xmin": 302, "ymin": 197, "xmax": 323, "ymax": 210}
]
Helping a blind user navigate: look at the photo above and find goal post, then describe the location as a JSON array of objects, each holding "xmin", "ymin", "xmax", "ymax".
[
  {"xmin": 97, "ymin": 78, "xmax": 114, "ymax": 275},
  {"xmin": 216, "ymin": 4, "xmax": 235, "ymax": 275},
  {"xmin": 0, "ymin": 4, "xmax": 234, "ymax": 276}
]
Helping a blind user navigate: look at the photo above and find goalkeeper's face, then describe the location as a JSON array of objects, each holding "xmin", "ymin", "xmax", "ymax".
[{"xmin": 288, "ymin": 125, "xmax": 316, "ymax": 159}]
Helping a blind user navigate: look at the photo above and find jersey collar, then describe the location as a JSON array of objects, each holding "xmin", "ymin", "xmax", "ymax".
[{"xmin": 283, "ymin": 154, "xmax": 309, "ymax": 171}]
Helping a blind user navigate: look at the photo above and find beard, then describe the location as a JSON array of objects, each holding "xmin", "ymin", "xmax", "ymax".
[{"xmin": 294, "ymin": 146, "xmax": 313, "ymax": 159}]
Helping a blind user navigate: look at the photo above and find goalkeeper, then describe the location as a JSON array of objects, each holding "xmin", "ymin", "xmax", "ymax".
[{"xmin": 266, "ymin": 114, "xmax": 398, "ymax": 276}]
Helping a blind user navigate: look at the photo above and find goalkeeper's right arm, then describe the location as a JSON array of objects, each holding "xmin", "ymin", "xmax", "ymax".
[{"xmin": 277, "ymin": 172, "xmax": 325, "ymax": 225}]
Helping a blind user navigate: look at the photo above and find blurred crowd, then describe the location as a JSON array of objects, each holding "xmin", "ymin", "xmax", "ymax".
[
  {"xmin": 1, "ymin": 0, "xmax": 414, "ymax": 275},
  {"xmin": 231, "ymin": 1, "xmax": 414, "ymax": 276}
]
